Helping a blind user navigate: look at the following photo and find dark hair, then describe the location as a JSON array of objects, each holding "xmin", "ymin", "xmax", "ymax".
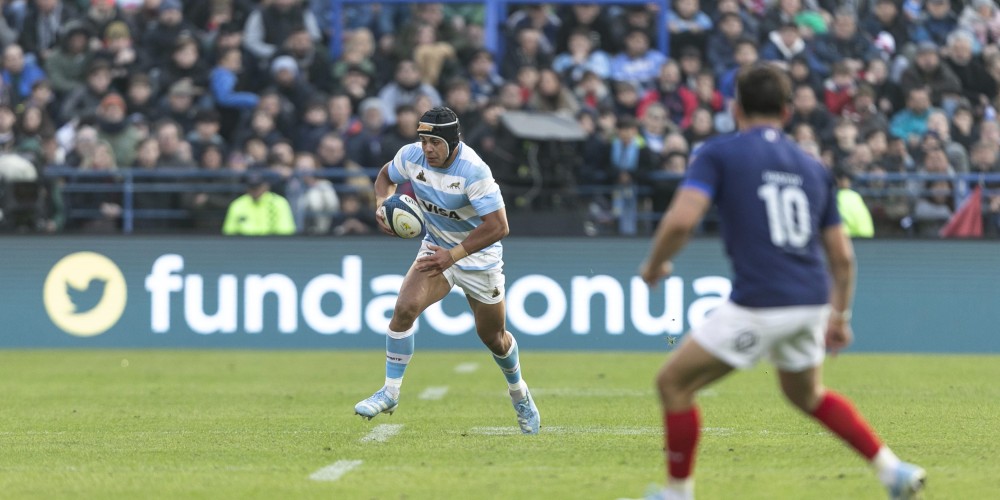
[
  {"xmin": 195, "ymin": 108, "xmax": 220, "ymax": 124},
  {"xmin": 832, "ymin": 165, "xmax": 853, "ymax": 182},
  {"xmin": 395, "ymin": 103, "xmax": 416, "ymax": 115},
  {"xmin": 736, "ymin": 64, "xmax": 792, "ymax": 118},
  {"xmin": 734, "ymin": 37, "xmax": 758, "ymax": 50},
  {"xmin": 616, "ymin": 115, "xmax": 639, "ymax": 130}
]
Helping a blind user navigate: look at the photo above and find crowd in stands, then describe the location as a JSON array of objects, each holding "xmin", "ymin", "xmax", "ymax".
[{"xmin": 0, "ymin": 0, "xmax": 997, "ymax": 237}]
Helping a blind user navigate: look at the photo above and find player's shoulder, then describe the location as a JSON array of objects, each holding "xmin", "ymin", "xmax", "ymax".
[
  {"xmin": 398, "ymin": 142, "xmax": 424, "ymax": 160},
  {"xmin": 687, "ymin": 132, "xmax": 739, "ymax": 165},
  {"xmin": 453, "ymin": 143, "xmax": 492, "ymax": 180},
  {"xmin": 697, "ymin": 132, "xmax": 747, "ymax": 155}
]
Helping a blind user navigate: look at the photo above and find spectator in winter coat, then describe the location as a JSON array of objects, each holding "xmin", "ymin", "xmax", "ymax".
[
  {"xmin": 19, "ymin": 0, "xmax": 80, "ymax": 61},
  {"xmin": 2, "ymin": 44, "xmax": 47, "ymax": 106},
  {"xmin": 243, "ymin": 0, "xmax": 322, "ymax": 62},
  {"xmin": 609, "ymin": 28, "xmax": 668, "ymax": 92},
  {"xmin": 814, "ymin": 9, "xmax": 878, "ymax": 76},
  {"xmin": 141, "ymin": 0, "xmax": 195, "ymax": 64},
  {"xmin": 43, "ymin": 21, "xmax": 92, "ymax": 97},
  {"xmin": 898, "ymin": 41, "xmax": 962, "ymax": 107},
  {"xmin": 377, "ymin": 59, "xmax": 443, "ymax": 126}
]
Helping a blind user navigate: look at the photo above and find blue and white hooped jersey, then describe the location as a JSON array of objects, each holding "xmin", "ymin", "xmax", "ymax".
[{"xmin": 387, "ymin": 142, "xmax": 505, "ymax": 271}]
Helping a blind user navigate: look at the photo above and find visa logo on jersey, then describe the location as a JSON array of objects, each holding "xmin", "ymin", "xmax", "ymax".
[{"xmin": 420, "ymin": 200, "xmax": 461, "ymax": 220}]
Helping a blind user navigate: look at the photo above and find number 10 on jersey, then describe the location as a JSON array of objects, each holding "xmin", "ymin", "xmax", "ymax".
[{"xmin": 757, "ymin": 183, "xmax": 811, "ymax": 249}]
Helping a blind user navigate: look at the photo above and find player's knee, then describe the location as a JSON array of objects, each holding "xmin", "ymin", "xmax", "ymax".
[
  {"xmin": 656, "ymin": 365, "xmax": 682, "ymax": 404},
  {"xmin": 783, "ymin": 385, "xmax": 824, "ymax": 413},
  {"xmin": 392, "ymin": 301, "xmax": 422, "ymax": 327}
]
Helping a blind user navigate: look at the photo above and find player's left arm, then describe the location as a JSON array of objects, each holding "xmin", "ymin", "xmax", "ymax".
[
  {"xmin": 821, "ymin": 223, "xmax": 856, "ymax": 354},
  {"xmin": 416, "ymin": 208, "xmax": 509, "ymax": 277},
  {"xmin": 640, "ymin": 187, "xmax": 711, "ymax": 286}
]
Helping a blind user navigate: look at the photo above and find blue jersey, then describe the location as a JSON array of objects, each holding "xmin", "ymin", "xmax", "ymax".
[
  {"xmin": 388, "ymin": 142, "xmax": 505, "ymax": 271},
  {"xmin": 682, "ymin": 126, "xmax": 841, "ymax": 308}
]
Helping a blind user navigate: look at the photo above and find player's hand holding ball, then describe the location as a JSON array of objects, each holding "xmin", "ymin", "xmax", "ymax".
[
  {"xmin": 374, "ymin": 200, "xmax": 394, "ymax": 236},
  {"xmin": 377, "ymin": 194, "xmax": 425, "ymax": 238}
]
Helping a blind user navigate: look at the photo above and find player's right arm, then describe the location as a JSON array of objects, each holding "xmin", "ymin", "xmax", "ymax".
[
  {"xmin": 821, "ymin": 224, "xmax": 856, "ymax": 354},
  {"xmin": 373, "ymin": 163, "xmax": 398, "ymax": 236},
  {"xmin": 374, "ymin": 163, "xmax": 397, "ymax": 208},
  {"xmin": 640, "ymin": 147, "xmax": 717, "ymax": 287},
  {"xmin": 640, "ymin": 187, "xmax": 711, "ymax": 286}
]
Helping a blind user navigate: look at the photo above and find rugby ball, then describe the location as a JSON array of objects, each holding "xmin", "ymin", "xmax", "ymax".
[{"xmin": 380, "ymin": 194, "xmax": 426, "ymax": 238}]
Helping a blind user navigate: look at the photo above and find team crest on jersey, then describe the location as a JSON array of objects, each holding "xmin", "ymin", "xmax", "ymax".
[
  {"xmin": 419, "ymin": 199, "xmax": 462, "ymax": 220},
  {"xmin": 448, "ymin": 182, "xmax": 461, "ymax": 189},
  {"xmin": 416, "ymin": 170, "xmax": 426, "ymax": 182}
]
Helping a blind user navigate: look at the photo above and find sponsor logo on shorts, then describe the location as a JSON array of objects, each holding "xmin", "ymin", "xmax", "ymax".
[
  {"xmin": 492, "ymin": 286, "xmax": 500, "ymax": 298},
  {"xmin": 734, "ymin": 331, "xmax": 758, "ymax": 352}
]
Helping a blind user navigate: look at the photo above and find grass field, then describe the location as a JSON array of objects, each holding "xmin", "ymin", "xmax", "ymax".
[{"xmin": 0, "ymin": 350, "xmax": 997, "ymax": 499}]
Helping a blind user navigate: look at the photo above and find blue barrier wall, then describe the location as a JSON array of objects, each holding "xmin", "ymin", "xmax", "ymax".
[{"xmin": 3, "ymin": 236, "xmax": 998, "ymax": 352}]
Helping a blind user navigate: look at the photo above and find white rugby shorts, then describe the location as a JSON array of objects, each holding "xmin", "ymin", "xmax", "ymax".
[
  {"xmin": 690, "ymin": 301, "xmax": 830, "ymax": 372},
  {"xmin": 417, "ymin": 241, "xmax": 506, "ymax": 304}
]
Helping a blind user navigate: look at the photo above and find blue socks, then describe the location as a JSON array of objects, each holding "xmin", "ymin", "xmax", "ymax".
[
  {"xmin": 493, "ymin": 333, "xmax": 526, "ymax": 400},
  {"xmin": 384, "ymin": 326, "xmax": 414, "ymax": 398}
]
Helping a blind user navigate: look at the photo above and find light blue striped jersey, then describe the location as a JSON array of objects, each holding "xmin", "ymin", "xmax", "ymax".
[{"xmin": 387, "ymin": 142, "xmax": 505, "ymax": 270}]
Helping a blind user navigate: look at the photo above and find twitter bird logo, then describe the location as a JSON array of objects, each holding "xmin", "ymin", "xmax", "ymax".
[
  {"xmin": 66, "ymin": 278, "xmax": 107, "ymax": 314},
  {"xmin": 44, "ymin": 252, "xmax": 127, "ymax": 337}
]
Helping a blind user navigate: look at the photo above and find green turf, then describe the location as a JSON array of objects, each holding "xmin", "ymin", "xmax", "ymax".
[{"xmin": 0, "ymin": 350, "xmax": 996, "ymax": 499}]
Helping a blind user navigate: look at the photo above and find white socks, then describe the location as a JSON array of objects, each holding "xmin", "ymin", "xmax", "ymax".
[
  {"xmin": 664, "ymin": 478, "xmax": 694, "ymax": 500},
  {"xmin": 508, "ymin": 380, "xmax": 526, "ymax": 402},
  {"xmin": 872, "ymin": 446, "xmax": 902, "ymax": 486},
  {"xmin": 384, "ymin": 377, "xmax": 402, "ymax": 399}
]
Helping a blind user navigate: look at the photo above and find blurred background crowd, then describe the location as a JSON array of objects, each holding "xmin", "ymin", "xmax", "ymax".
[{"xmin": 0, "ymin": 0, "xmax": 997, "ymax": 237}]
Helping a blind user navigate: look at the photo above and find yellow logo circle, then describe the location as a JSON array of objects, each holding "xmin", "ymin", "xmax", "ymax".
[{"xmin": 43, "ymin": 252, "xmax": 127, "ymax": 337}]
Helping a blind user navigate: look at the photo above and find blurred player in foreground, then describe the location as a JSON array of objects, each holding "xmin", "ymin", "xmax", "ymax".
[
  {"xmin": 353, "ymin": 106, "xmax": 540, "ymax": 434},
  {"xmin": 638, "ymin": 65, "xmax": 925, "ymax": 499}
]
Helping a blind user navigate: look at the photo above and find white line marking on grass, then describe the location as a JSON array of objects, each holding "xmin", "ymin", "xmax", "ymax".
[
  {"xmin": 419, "ymin": 386, "xmax": 449, "ymax": 400},
  {"xmin": 309, "ymin": 460, "xmax": 362, "ymax": 482},
  {"xmin": 359, "ymin": 424, "xmax": 404, "ymax": 443},
  {"xmin": 454, "ymin": 362, "xmax": 479, "ymax": 373},
  {"xmin": 702, "ymin": 427, "xmax": 733, "ymax": 436},
  {"xmin": 466, "ymin": 426, "xmax": 663, "ymax": 436},
  {"xmin": 529, "ymin": 388, "xmax": 653, "ymax": 397}
]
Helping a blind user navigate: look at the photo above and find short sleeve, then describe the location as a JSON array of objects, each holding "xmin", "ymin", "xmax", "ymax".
[
  {"xmin": 680, "ymin": 148, "xmax": 720, "ymax": 200},
  {"xmin": 467, "ymin": 175, "xmax": 505, "ymax": 216},
  {"xmin": 820, "ymin": 171, "xmax": 842, "ymax": 229},
  {"xmin": 387, "ymin": 145, "xmax": 413, "ymax": 184}
]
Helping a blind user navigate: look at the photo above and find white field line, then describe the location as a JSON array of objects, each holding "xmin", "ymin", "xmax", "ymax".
[
  {"xmin": 454, "ymin": 362, "xmax": 479, "ymax": 373},
  {"xmin": 465, "ymin": 426, "xmax": 663, "ymax": 436},
  {"xmin": 0, "ymin": 429, "xmax": 334, "ymax": 436},
  {"xmin": 524, "ymin": 388, "xmax": 718, "ymax": 398},
  {"xmin": 464, "ymin": 426, "xmax": 745, "ymax": 437},
  {"xmin": 528, "ymin": 388, "xmax": 652, "ymax": 397},
  {"xmin": 359, "ymin": 423, "xmax": 404, "ymax": 443},
  {"xmin": 309, "ymin": 460, "xmax": 362, "ymax": 482},
  {"xmin": 418, "ymin": 386, "xmax": 449, "ymax": 400}
]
